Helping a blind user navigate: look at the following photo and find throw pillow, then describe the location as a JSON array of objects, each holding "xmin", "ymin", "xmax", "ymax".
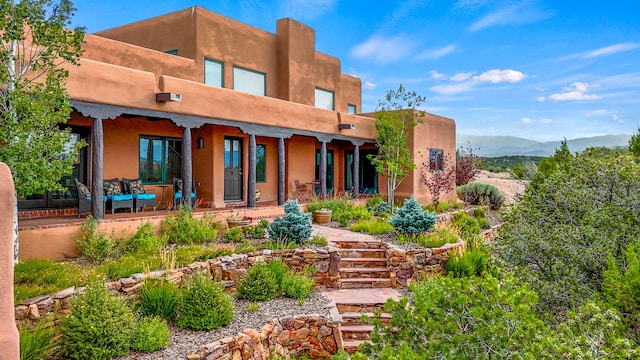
[
  {"xmin": 104, "ymin": 179, "xmax": 122, "ymax": 195},
  {"xmin": 77, "ymin": 182, "xmax": 91, "ymax": 198}
]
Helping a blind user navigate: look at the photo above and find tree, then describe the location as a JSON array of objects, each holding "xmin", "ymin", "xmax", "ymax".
[
  {"xmin": 455, "ymin": 143, "xmax": 481, "ymax": 186},
  {"xmin": 420, "ymin": 152, "xmax": 455, "ymax": 206},
  {"xmin": 370, "ymin": 84, "xmax": 425, "ymax": 206},
  {"xmin": 0, "ymin": 0, "xmax": 85, "ymax": 262},
  {"xmin": 629, "ymin": 127, "xmax": 640, "ymax": 158}
]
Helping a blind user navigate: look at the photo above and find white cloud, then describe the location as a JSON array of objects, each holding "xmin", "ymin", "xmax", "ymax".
[
  {"xmin": 586, "ymin": 109, "xmax": 611, "ymax": 117},
  {"xmin": 521, "ymin": 117, "xmax": 532, "ymax": 124},
  {"xmin": 418, "ymin": 44, "xmax": 457, "ymax": 59},
  {"xmin": 363, "ymin": 81, "xmax": 376, "ymax": 90},
  {"xmin": 473, "ymin": 69, "xmax": 527, "ymax": 83},
  {"xmin": 279, "ymin": 0, "xmax": 337, "ymax": 20},
  {"xmin": 537, "ymin": 96, "xmax": 545, "ymax": 102},
  {"xmin": 540, "ymin": 118, "xmax": 553, "ymax": 124},
  {"xmin": 450, "ymin": 72, "xmax": 474, "ymax": 82},
  {"xmin": 469, "ymin": 0, "xmax": 553, "ymax": 32},
  {"xmin": 583, "ymin": 42, "xmax": 640, "ymax": 59},
  {"xmin": 548, "ymin": 82, "xmax": 601, "ymax": 101},
  {"xmin": 429, "ymin": 81, "xmax": 476, "ymax": 95},
  {"xmin": 350, "ymin": 35, "xmax": 417, "ymax": 64},
  {"xmin": 429, "ymin": 70, "xmax": 446, "ymax": 80}
]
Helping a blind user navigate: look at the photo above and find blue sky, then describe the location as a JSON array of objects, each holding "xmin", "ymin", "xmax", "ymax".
[{"xmin": 70, "ymin": 0, "xmax": 639, "ymax": 141}]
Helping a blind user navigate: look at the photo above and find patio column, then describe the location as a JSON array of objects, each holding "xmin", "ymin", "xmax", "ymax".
[
  {"xmin": 91, "ymin": 118, "xmax": 104, "ymax": 219},
  {"xmin": 354, "ymin": 144, "xmax": 360, "ymax": 198},
  {"xmin": 278, "ymin": 138, "xmax": 285, "ymax": 205},
  {"xmin": 320, "ymin": 141, "xmax": 327, "ymax": 199},
  {"xmin": 248, "ymin": 134, "xmax": 256, "ymax": 208},
  {"xmin": 182, "ymin": 126, "xmax": 193, "ymax": 210}
]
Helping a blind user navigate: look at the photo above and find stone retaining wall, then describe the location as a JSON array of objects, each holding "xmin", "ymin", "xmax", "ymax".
[{"xmin": 385, "ymin": 241, "xmax": 465, "ymax": 287}]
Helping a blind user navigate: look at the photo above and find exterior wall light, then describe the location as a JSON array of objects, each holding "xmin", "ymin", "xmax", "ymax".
[
  {"xmin": 338, "ymin": 123, "xmax": 356, "ymax": 130},
  {"xmin": 197, "ymin": 137, "xmax": 205, "ymax": 149},
  {"xmin": 155, "ymin": 92, "xmax": 182, "ymax": 102}
]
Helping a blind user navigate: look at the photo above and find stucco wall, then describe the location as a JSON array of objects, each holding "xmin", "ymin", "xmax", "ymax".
[{"xmin": 0, "ymin": 163, "xmax": 19, "ymax": 358}]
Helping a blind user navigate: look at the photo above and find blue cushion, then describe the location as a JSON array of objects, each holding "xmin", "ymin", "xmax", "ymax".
[
  {"xmin": 175, "ymin": 192, "xmax": 196, "ymax": 199},
  {"xmin": 87, "ymin": 196, "xmax": 108, "ymax": 202},
  {"xmin": 107, "ymin": 194, "xmax": 133, "ymax": 201},
  {"xmin": 136, "ymin": 193, "xmax": 156, "ymax": 200}
]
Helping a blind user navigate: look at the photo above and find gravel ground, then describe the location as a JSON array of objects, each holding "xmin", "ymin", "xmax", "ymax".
[{"xmin": 116, "ymin": 291, "xmax": 333, "ymax": 360}]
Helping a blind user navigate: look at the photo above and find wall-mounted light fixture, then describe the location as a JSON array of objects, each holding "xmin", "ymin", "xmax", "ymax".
[
  {"xmin": 197, "ymin": 137, "xmax": 205, "ymax": 149},
  {"xmin": 338, "ymin": 123, "xmax": 356, "ymax": 130},
  {"xmin": 155, "ymin": 92, "xmax": 182, "ymax": 102}
]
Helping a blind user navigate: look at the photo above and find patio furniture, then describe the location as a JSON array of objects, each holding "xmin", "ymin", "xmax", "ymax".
[
  {"xmin": 294, "ymin": 178, "xmax": 311, "ymax": 201},
  {"xmin": 103, "ymin": 178, "xmax": 134, "ymax": 214},
  {"xmin": 74, "ymin": 178, "xmax": 106, "ymax": 218},
  {"xmin": 122, "ymin": 177, "xmax": 156, "ymax": 212},
  {"xmin": 173, "ymin": 177, "xmax": 196, "ymax": 209}
]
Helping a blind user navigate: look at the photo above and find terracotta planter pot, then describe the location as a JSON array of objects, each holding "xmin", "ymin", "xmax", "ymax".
[
  {"xmin": 227, "ymin": 219, "xmax": 251, "ymax": 228},
  {"xmin": 313, "ymin": 210, "xmax": 332, "ymax": 224}
]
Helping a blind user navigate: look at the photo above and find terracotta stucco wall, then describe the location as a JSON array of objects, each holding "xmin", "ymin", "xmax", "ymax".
[
  {"xmin": 0, "ymin": 163, "xmax": 19, "ymax": 358},
  {"xmin": 276, "ymin": 18, "xmax": 315, "ymax": 105}
]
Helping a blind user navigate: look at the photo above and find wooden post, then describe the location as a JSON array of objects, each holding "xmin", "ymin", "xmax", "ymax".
[
  {"xmin": 278, "ymin": 138, "xmax": 285, "ymax": 205},
  {"xmin": 182, "ymin": 127, "xmax": 193, "ymax": 210},
  {"xmin": 320, "ymin": 141, "xmax": 327, "ymax": 199},
  {"xmin": 354, "ymin": 144, "xmax": 360, "ymax": 198},
  {"xmin": 92, "ymin": 118, "xmax": 104, "ymax": 218},
  {"xmin": 248, "ymin": 134, "xmax": 256, "ymax": 208}
]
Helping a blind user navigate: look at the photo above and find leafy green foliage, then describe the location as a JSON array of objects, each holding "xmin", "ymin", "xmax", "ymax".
[
  {"xmin": 131, "ymin": 316, "xmax": 170, "ymax": 353},
  {"xmin": 236, "ymin": 262, "xmax": 281, "ymax": 301},
  {"xmin": 481, "ymin": 155, "xmax": 542, "ymax": 174},
  {"xmin": 281, "ymin": 272, "xmax": 314, "ymax": 301},
  {"xmin": 122, "ymin": 222, "xmax": 165, "ymax": 254},
  {"xmin": 350, "ymin": 218, "xmax": 394, "ymax": 234},
  {"xmin": 389, "ymin": 196, "xmax": 436, "ymax": 237},
  {"xmin": 630, "ymin": 127, "xmax": 640, "ymax": 158},
  {"xmin": 177, "ymin": 275, "xmax": 234, "ymax": 330},
  {"xmin": 19, "ymin": 322, "xmax": 56, "ymax": 360},
  {"xmin": 396, "ymin": 227, "xmax": 458, "ymax": 248},
  {"xmin": 445, "ymin": 249, "xmax": 489, "ymax": 277},
  {"xmin": 139, "ymin": 280, "xmax": 179, "ymax": 320},
  {"xmin": 370, "ymin": 84, "xmax": 425, "ymax": 206},
  {"xmin": 59, "ymin": 283, "xmax": 136, "ymax": 359},
  {"xmin": 99, "ymin": 253, "xmax": 162, "ymax": 280},
  {"xmin": 160, "ymin": 208, "xmax": 220, "ymax": 244},
  {"xmin": 308, "ymin": 197, "xmax": 373, "ymax": 226},
  {"xmin": 74, "ymin": 216, "xmax": 118, "ymax": 263},
  {"xmin": 267, "ymin": 200, "xmax": 312, "ymax": 243},
  {"xmin": 267, "ymin": 259, "xmax": 289, "ymax": 285},
  {"xmin": 223, "ymin": 226, "xmax": 246, "ymax": 243},
  {"xmin": 456, "ymin": 182, "xmax": 505, "ymax": 210},
  {"xmin": 306, "ymin": 234, "xmax": 328, "ymax": 247},
  {"xmin": 452, "ymin": 211, "xmax": 482, "ymax": 239},
  {"xmin": 173, "ymin": 244, "xmax": 233, "ymax": 265},
  {"xmin": 246, "ymin": 223, "xmax": 267, "ymax": 239}
]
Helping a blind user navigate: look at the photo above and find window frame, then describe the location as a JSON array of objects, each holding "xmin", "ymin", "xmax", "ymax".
[
  {"xmin": 315, "ymin": 87, "xmax": 335, "ymax": 110},
  {"xmin": 347, "ymin": 104, "xmax": 357, "ymax": 114},
  {"xmin": 256, "ymin": 144, "xmax": 266, "ymax": 183},
  {"xmin": 165, "ymin": 49, "xmax": 178, "ymax": 55},
  {"xmin": 204, "ymin": 58, "xmax": 224, "ymax": 88},
  {"xmin": 139, "ymin": 135, "xmax": 183, "ymax": 184},
  {"xmin": 233, "ymin": 66, "xmax": 266, "ymax": 96},
  {"xmin": 429, "ymin": 149, "xmax": 444, "ymax": 171}
]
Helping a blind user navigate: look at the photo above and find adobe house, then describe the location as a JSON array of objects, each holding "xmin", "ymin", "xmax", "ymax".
[{"xmin": 17, "ymin": 6, "xmax": 456, "ymax": 259}]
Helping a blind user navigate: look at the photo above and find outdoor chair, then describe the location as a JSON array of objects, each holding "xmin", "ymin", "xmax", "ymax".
[
  {"xmin": 74, "ymin": 178, "xmax": 106, "ymax": 218},
  {"xmin": 173, "ymin": 177, "xmax": 196, "ymax": 209},
  {"xmin": 103, "ymin": 178, "xmax": 134, "ymax": 214},
  {"xmin": 294, "ymin": 178, "xmax": 311, "ymax": 201},
  {"xmin": 123, "ymin": 177, "xmax": 156, "ymax": 212}
]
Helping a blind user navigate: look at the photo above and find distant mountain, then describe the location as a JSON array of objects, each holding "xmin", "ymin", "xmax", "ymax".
[{"xmin": 457, "ymin": 134, "xmax": 632, "ymax": 157}]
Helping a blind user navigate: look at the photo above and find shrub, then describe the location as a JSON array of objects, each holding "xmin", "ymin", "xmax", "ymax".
[
  {"xmin": 131, "ymin": 316, "xmax": 170, "ymax": 352},
  {"xmin": 236, "ymin": 262, "xmax": 280, "ymax": 301},
  {"xmin": 74, "ymin": 215, "xmax": 117, "ymax": 263},
  {"xmin": 413, "ymin": 227, "xmax": 459, "ymax": 248},
  {"xmin": 281, "ymin": 272, "xmax": 314, "ymax": 300},
  {"xmin": 374, "ymin": 201, "xmax": 392, "ymax": 216},
  {"xmin": 366, "ymin": 194, "xmax": 383, "ymax": 208},
  {"xmin": 246, "ymin": 224, "xmax": 267, "ymax": 239},
  {"xmin": 452, "ymin": 211, "xmax": 482, "ymax": 240},
  {"xmin": 59, "ymin": 283, "xmax": 136, "ymax": 359},
  {"xmin": 445, "ymin": 249, "xmax": 489, "ymax": 277},
  {"xmin": 307, "ymin": 233, "xmax": 328, "ymax": 247},
  {"xmin": 267, "ymin": 200, "xmax": 312, "ymax": 243},
  {"xmin": 267, "ymin": 259, "xmax": 289, "ymax": 285},
  {"xmin": 389, "ymin": 196, "xmax": 436, "ymax": 237},
  {"xmin": 20, "ymin": 322, "xmax": 56, "ymax": 360},
  {"xmin": 350, "ymin": 218, "xmax": 394, "ymax": 234},
  {"xmin": 457, "ymin": 182, "xmax": 505, "ymax": 210},
  {"xmin": 139, "ymin": 279, "xmax": 179, "ymax": 320},
  {"xmin": 478, "ymin": 218, "xmax": 491, "ymax": 229},
  {"xmin": 100, "ymin": 253, "xmax": 163, "ymax": 280},
  {"xmin": 223, "ymin": 226, "xmax": 246, "ymax": 243},
  {"xmin": 177, "ymin": 275, "xmax": 234, "ymax": 330},
  {"xmin": 308, "ymin": 197, "xmax": 373, "ymax": 226},
  {"xmin": 161, "ymin": 207, "xmax": 220, "ymax": 244},
  {"xmin": 122, "ymin": 222, "xmax": 166, "ymax": 254}
]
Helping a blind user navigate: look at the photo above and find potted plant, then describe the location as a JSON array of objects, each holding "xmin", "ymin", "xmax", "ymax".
[
  {"xmin": 313, "ymin": 208, "xmax": 332, "ymax": 224},
  {"xmin": 226, "ymin": 211, "xmax": 251, "ymax": 228}
]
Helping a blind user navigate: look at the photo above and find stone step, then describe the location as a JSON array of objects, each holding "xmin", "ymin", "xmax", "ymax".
[
  {"xmin": 332, "ymin": 239, "xmax": 382, "ymax": 249},
  {"xmin": 341, "ymin": 325, "xmax": 375, "ymax": 340},
  {"xmin": 343, "ymin": 340, "xmax": 368, "ymax": 354},
  {"xmin": 338, "ymin": 248, "xmax": 386, "ymax": 258},
  {"xmin": 339, "ymin": 278, "xmax": 392, "ymax": 290},
  {"xmin": 340, "ymin": 257, "xmax": 387, "ymax": 268},
  {"xmin": 341, "ymin": 312, "xmax": 391, "ymax": 326},
  {"xmin": 340, "ymin": 267, "xmax": 390, "ymax": 279}
]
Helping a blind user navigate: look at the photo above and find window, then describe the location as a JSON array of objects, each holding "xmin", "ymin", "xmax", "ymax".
[
  {"xmin": 139, "ymin": 136, "xmax": 183, "ymax": 184},
  {"xmin": 347, "ymin": 104, "xmax": 357, "ymax": 114},
  {"xmin": 165, "ymin": 49, "xmax": 178, "ymax": 55},
  {"xmin": 315, "ymin": 88, "xmax": 334, "ymax": 110},
  {"xmin": 233, "ymin": 66, "xmax": 265, "ymax": 96},
  {"xmin": 429, "ymin": 149, "xmax": 444, "ymax": 171},
  {"xmin": 256, "ymin": 144, "xmax": 266, "ymax": 182},
  {"xmin": 205, "ymin": 58, "xmax": 224, "ymax": 87}
]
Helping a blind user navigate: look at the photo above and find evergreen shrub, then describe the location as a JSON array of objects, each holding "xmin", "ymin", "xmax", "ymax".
[
  {"xmin": 390, "ymin": 196, "xmax": 436, "ymax": 237},
  {"xmin": 281, "ymin": 272, "xmax": 314, "ymax": 300},
  {"xmin": 267, "ymin": 200, "xmax": 312, "ymax": 243},
  {"xmin": 131, "ymin": 316, "xmax": 170, "ymax": 352},
  {"xmin": 177, "ymin": 275, "xmax": 234, "ymax": 330},
  {"xmin": 223, "ymin": 226, "xmax": 246, "ymax": 243},
  {"xmin": 457, "ymin": 182, "xmax": 505, "ymax": 210},
  {"xmin": 236, "ymin": 262, "xmax": 281, "ymax": 301}
]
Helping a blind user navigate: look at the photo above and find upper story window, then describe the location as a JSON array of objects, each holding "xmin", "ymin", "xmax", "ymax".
[
  {"xmin": 315, "ymin": 88, "xmax": 334, "ymax": 110},
  {"xmin": 233, "ymin": 66, "xmax": 266, "ymax": 96},
  {"xmin": 205, "ymin": 58, "xmax": 224, "ymax": 88},
  {"xmin": 347, "ymin": 104, "xmax": 357, "ymax": 114},
  {"xmin": 429, "ymin": 149, "xmax": 444, "ymax": 171},
  {"xmin": 165, "ymin": 49, "xmax": 178, "ymax": 55}
]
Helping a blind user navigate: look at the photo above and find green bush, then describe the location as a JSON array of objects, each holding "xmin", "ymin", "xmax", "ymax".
[
  {"xmin": 452, "ymin": 211, "xmax": 482, "ymax": 240},
  {"xmin": 478, "ymin": 218, "xmax": 491, "ymax": 229},
  {"xmin": 350, "ymin": 218, "xmax": 394, "ymax": 234},
  {"xmin": 139, "ymin": 279, "xmax": 179, "ymax": 320},
  {"xmin": 177, "ymin": 275, "xmax": 234, "ymax": 330},
  {"xmin": 131, "ymin": 316, "xmax": 170, "ymax": 352},
  {"xmin": 223, "ymin": 226, "xmax": 246, "ymax": 243},
  {"xmin": 400, "ymin": 227, "xmax": 459, "ymax": 248},
  {"xmin": 100, "ymin": 253, "xmax": 163, "ymax": 280},
  {"xmin": 236, "ymin": 262, "xmax": 281, "ymax": 301},
  {"xmin": 267, "ymin": 200, "xmax": 312, "ymax": 243},
  {"xmin": 161, "ymin": 208, "xmax": 220, "ymax": 244},
  {"xmin": 306, "ymin": 234, "xmax": 328, "ymax": 247},
  {"xmin": 20, "ymin": 322, "xmax": 56, "ymax": 360},
  {"xmin": 308, "ymin": 197, "xmax": 373, "ymax": 226},
  {"xmin": 267, "ymin": 259, "xmax": 289, "ymax": 285},
  {"xmin": 122, "ymin": 222, "xmax": 166, "ymax": 254},
  {"xmin": 445, "ymin": 249, "xmax": 489, "ymax": 277},
  {"xmin": 74, "ymin": 215, "xmax": 117, "ymax": 263},
  {"xmin": 457, "ymin": 182, "xmax": 505, "ymax": 210},
  {"xmin": 59, "ymin": 283, "xmax": 136, "ymax": 359},
  {"xmin": 246, "ymin": 224, "xmax": 267, "ymax": 239},
  {"xmin": 281, "ymin": 272, "xmax": 314, "ymax": 300},
  {"xmin": 389, "ymin": 196, "xmax": 436, "ymax": 237}
]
